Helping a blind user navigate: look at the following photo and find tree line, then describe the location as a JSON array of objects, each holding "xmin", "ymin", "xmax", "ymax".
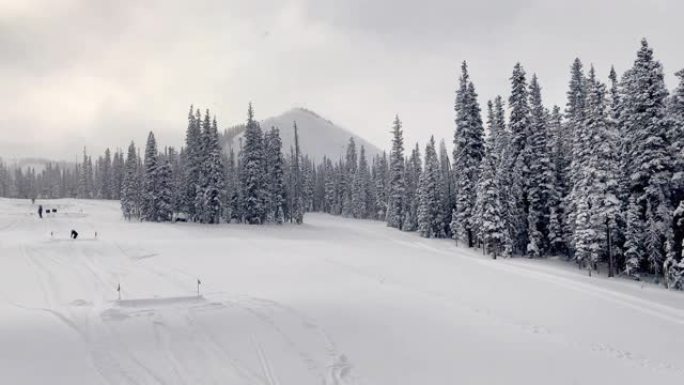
[
  {"xmin": 0, "ymin": 104, "xmax": 310, "ymax": 226},
  {"xmin": 119, "ymin": 103, "xmax": 307, "ymax": 225},
  {"xmin": 1, "ymin": 39, "xmax": 682, "ymax": 288},
  {"xmin": 305, "ymin": 40, "xmax": 684, "ymax": 289},
  {"xmin": 0, "ymin": 151, "xmax": 125, "ymax": 201}
]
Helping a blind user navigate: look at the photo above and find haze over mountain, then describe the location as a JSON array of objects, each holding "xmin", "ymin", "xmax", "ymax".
[
  {"xmin": 0, "ymin": 157, "xmax": 74, "ymax": 173},
  {"xmin": 222, "ymin": 107, "xmax": 383, "ymax": 161},
  {"xmin": 2, "ymin": 108, "xmax": 382, "ymax": 168}
]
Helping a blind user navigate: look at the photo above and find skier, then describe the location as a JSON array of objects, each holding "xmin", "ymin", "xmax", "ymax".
[
  {"xmin": 70, "ymin": 230, "xmax": 78, "ymax": 240},
  {"xmin": 38, "ymin": 205, "xmax": 43, "ymax": 219}
]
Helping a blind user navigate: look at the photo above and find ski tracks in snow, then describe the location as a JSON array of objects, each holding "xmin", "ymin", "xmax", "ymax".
[
  {"xmin": 252, "ymin": 335, "xmax": 281, "ymax": 385},
  {"xmin": 222, "ymin": 296, "xmax": 362, "ymax": 385},
  {"xmin": 91, "ymin": 293, "xmax": 364, "ymax": 385},
  {"xmin": 401, "ymin": 237, "xmax": 684, "ymax": 326},
  {"xmin": 320, "ymin": 235, "xmax": 684, "ymax": 377}
]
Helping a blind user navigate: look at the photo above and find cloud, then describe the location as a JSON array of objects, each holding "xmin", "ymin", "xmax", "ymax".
[{"xmin": 0, "ymin": 0, "xmax": 683, "ymax": 160}]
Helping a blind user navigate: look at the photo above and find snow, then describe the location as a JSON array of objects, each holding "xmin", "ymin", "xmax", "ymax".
[
  {"xmin": 0, "ymin": 198, "xmax": 683, "ymax": 385},
  {"xmin": 225, "ymin": 108, "xmax": 383, "ymax": 162}
]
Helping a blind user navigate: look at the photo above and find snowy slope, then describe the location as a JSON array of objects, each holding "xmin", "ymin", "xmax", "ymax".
[
  {"xmin": 0, "ymin": 198, "xmax": 683, "ymax": 385},
  {"xmin": 222, "ymin": 108, "xmax": 383, "ymax": 161}
]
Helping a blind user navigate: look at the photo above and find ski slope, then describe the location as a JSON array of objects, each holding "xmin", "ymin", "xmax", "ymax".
[{"xmin": 0, "ymin": 198, "xmax": 682, "ymax": 385}]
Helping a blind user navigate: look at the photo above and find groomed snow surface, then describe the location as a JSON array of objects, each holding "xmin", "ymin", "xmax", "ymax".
[{"xmin": 0, "ymin": 198, "xmax": 682, "ymax": 385}]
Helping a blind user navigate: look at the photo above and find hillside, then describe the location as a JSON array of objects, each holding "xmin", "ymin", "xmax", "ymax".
[{"xmin": 221, "ymin": 108, "xmax": 383, "ymax": 161}]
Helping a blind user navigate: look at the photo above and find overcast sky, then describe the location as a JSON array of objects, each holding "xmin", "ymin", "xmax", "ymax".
[{"xmin": 1, "ymin": 0, "xmax": 683, "ymax": 161}]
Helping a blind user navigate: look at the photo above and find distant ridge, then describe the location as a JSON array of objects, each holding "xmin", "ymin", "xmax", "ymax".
[
  {"xmin": 1, "ymin": 157, "xmax": 75, "ymax": 172},
  {"xmin": 221, "ymin": 108, "xmax": 383, "ymax": 161}
]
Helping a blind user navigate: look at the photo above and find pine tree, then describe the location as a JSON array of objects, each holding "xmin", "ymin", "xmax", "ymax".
[
  {"xmin": 112, "ymin": 150, "xmax": 125, "ymax": 200},
  {"xmin": 265, "ymin": 127, "xmax": 286, "ymax": 224},
  {"xmin": 526, "ymin": 74, "xmax": 553, "ymax": 257},
  {"xmin": 342, "ymin": 137, "xmax": 357, "ymax": 217},
  {"xmin": 506, "ymin": 63, "xmax": 531, "ymax": 254},
  {"xmin": 99, "ymin": 148, "xmax": 112, "ymax": 199},
  {"xmin": 402, "ymin": 143, "xmax": 421, "ymax": 230},
  {"xmin": 314, "ymin": 162, "xmax": 325, "ymax": 212},
  {"xmin": 241, "ymin": 104, "xmax": 267, "ymax": 224},
  {"xmin": 547, "ymin": 105, "xmax": 568, "ymax": 254},
  {"xmin": 584, "ymin": 67, "xmax": 621, "ymax": 275},
  {"xmin": 671, "ymin": 69, "xmax": 684, "ymax": 164},
  {"xmin": 672, "ymin": 68, "xmax": 684, "ymax": 125},
  {"xmin": 333, "ymin": 159, "xmax": 344, "ymax": 215},
  {"xmin": 624, "ymin": 196, "xmax": 644, "ymax": 278},
  {"xmin": 491, "ymin": 96, "xmax": 509, "ymax": 162},
  {"xmin": 509, "ymin": 64, "xmax": 532, "ymax": 163},
  {"xmin": 438, "ymin": 140, "xmax": 453, "ymax": 237},
  {"xmin": 198, "ymin": 114, "xmax": 225, "ymax": 224},
  {"xmin": 418, "ymin": 137, "xmax": 442, "ymax": 238},
  {"xmin": 352, "ymin": 145, "xmax": 372, "ymax": 219},
  {"xmin": 574, "ymin": 195, "xmax": 593, "ymax": 271},
  {"xmin": 323, "ymin": 157, "xmax": 335, "ymax": 213},
  {"xmin": 135, "ymin": 149, "xmax": 143, "ymax": 212},
  {"xmin": 608, "ymin": 66, "xmax": 623, "ymax": 183},
  {"xmin": 303, "ymin": 156, "xmax": 314, "ymax": 211},
  {"xmin": 564, "ymin": 59, "xmax": 589, "ymax": 255},
  {"xmin": 223, "ymin": 147, "xmax": 240, "ymax": 223},
  {"xmin": 386, "ymin": 116, "xmax": 406, "ymax": 229},
  {"xmin": 363, "ymin": 153, "xmax": 376, "ymax": 219},
  {"xmin": 489, "ymin": 96, "xmax": 514, "ymax": 258},
  {"xmin": 507, "ymin": 153, "xmax": 527, "ymax": 252},
  {"xmin": 141, "ymin": 132, "xmax": 159, "ymax": 221},
  {"xmin": 453, "ymin": 62, "xmax": 485, "ymax": 246},
  {"xmin": 194, "ymin": 110, "xmax": 212, "ymax": 219},
  {"xmin": 78, "ymin": 148, "xmax": 94, "ymax": 199},
  {"xmin": 566, "ymin": 58, "xmax": 587, "ymax": 139},
  {"xmin": 619, "ymin": 39, "xmax": 675, "ymax": 281},
  {"xmin": 121, "ymin": 142, "xmax": 140, "ymax": 220},
  {"xmin": 645, "ymin": 202, "xmax": 664, "ymax": 280},
  {"xmin": 669, "ymin": 69, "xmax": 684, "ymax": 251},
  {"xmin": 474, "ymin": 110, "xmax": 509, "ymax": 258},
  {"xmin": 373, "ymin": 152, "xmax": 389, "ymax": 219},
  {"xmin": 621, "ymin": 40, "xmax": 673, "ymax": 215},
  {"xmin": 0, "ymin": 159, "xmax": 10, "ymax": 197},
  {"xmin": 612, "ymin": 66, "xmax": 633, "ymax": 271},
  {"xmin": 337, "ymin": 157, "xmax": 350, "ymax": 216},
  {"xmin": 168, "ymin": 147, "xmax": 184, "ymax": 214},
  {"xmin": 291, "ymin": 122, "xmax": 304, "ymax": 224},
  {"xmin": 663, "ymin": 217, "xmax": 678, "ymax": 288},
  {"xmin": 548, "ymin": 206, "xmax": 562, "ymax": 254},
  {"xmin": 156, "ymin": 159, "xmax": 174, "ymax": 222},
  {"xmin": 183, "ymin": 105, "xmax": 203, "ymax": 221}
]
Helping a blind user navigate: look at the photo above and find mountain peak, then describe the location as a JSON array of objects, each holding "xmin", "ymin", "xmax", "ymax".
[{"xmin": 222, "ymin": 108, "xmax": 382, "ymax": 161}]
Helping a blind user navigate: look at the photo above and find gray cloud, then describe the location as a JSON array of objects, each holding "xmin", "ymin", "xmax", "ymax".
[{"xmin": 1, "ymin": 0, "xmax": 683, "ymax": 160}]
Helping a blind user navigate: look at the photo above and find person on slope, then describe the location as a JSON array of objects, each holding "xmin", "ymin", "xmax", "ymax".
[{"xmin": 38, "ymin": 205, "xmax": 43, "ymax": 219}]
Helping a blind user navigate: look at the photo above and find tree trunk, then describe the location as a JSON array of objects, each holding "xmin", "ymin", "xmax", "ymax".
[{"xmin": 607, "ymin": 221, "xmax": 614, "ymax": 278}]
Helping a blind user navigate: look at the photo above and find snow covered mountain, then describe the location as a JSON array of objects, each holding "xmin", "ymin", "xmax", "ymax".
[{"xmin": 221, "ymin": 108, "xmax": 383, "ymax": 161}]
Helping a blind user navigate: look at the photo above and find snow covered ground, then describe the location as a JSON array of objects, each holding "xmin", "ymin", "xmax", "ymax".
[{"xmin": 0, "ymin": 198, "xmax": 682, "ymax": 385}]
